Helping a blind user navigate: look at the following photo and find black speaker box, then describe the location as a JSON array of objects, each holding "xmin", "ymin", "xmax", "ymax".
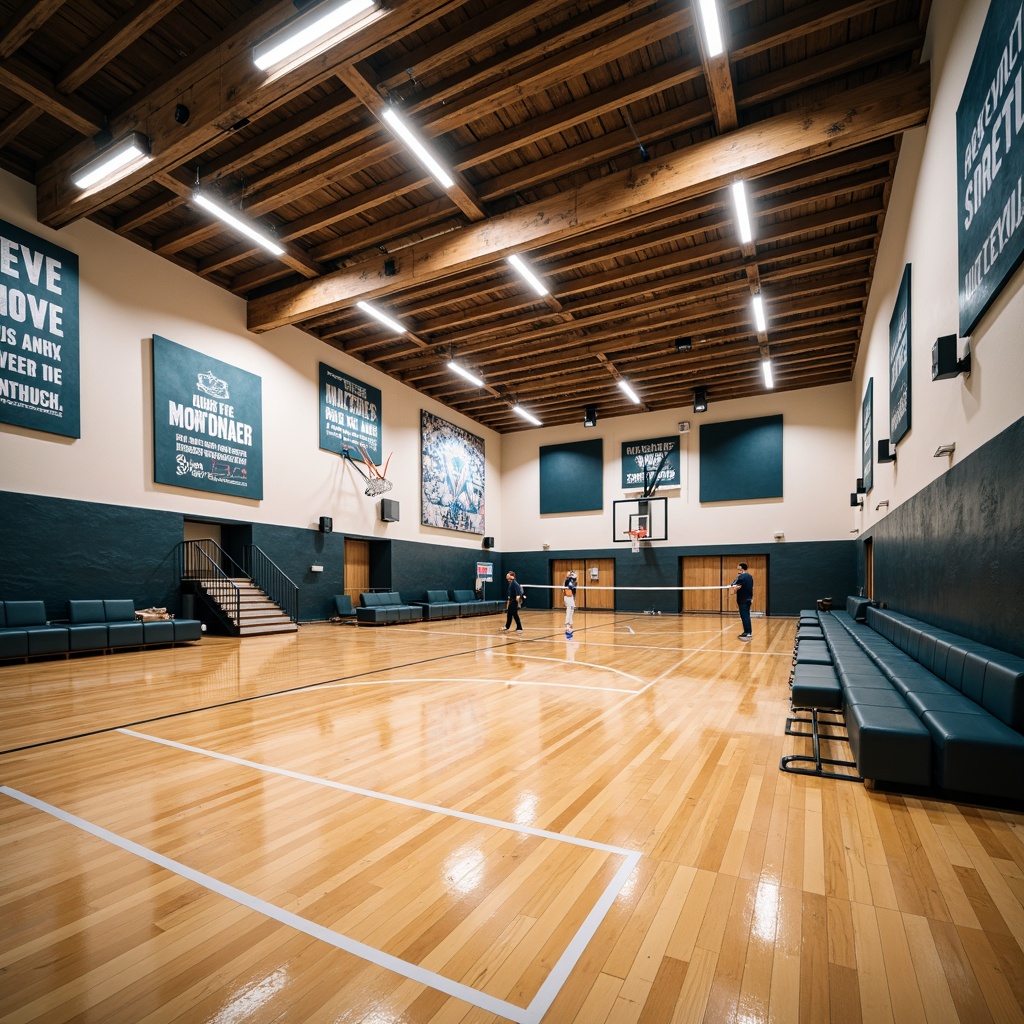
[
  {"xmin": 483, "ymin": 536, "xmax": 495, "ymax": 549},
  {"xmin": 319, "ymin": 516, "xmax": 333, "ymax": 533},
  {"xmin": 380, "ymin": 498, "xmax": 400, "ymax": 522}
]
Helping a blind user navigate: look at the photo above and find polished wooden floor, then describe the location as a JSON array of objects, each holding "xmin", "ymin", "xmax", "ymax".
[{"xmin": 2, "ymin": 611, "xmax": 1023, "ymax": 1023}]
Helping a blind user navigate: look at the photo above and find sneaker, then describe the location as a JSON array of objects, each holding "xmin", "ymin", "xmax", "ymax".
[
  {"xmin": 501, "ymin": 627, "xmax": 509, "ymax": 632},
  {"xmin": 565, "ymin": 630, "xmax": 573, "ymax": 639},
  {"xmin": 739, "ymin": 633, "xmax": 751, "ymax": 642},
  {"xmin": 515, "ymin": 629, "xmax": 523, "ymax": 633}
]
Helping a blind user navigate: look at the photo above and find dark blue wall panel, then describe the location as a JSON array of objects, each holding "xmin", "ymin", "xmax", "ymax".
[
  {"xmin": 502, "ymin": 541, "xmax": 855, "ymax": 617},
  {"xmin": 700, "ymin": 415, "xmax": 783, "ymax": 502},
  {"xmin": 539, "ymin": 439, "xmax": 603, "ymax": 513},
  {"xmin": 0, "ymin": 490, "xmax": 184, "ymax": 619},
  {"xmin": 858, "ymin": 415, "xmax": 1024, "ymax": 657}
]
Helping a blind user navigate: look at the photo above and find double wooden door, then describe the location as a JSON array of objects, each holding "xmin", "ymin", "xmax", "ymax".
[
  {"xmin": 550, "ymin": 558, "xmax": 615, "ymax": 610},
  {"xmin": 680, "ymin": 555, "xmax": 767, "ymax": 615}
]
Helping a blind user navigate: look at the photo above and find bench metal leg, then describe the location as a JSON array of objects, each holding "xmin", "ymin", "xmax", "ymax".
[{"xmin": 781, "ymin": 708, "xmax": 862, "ymax": 781}]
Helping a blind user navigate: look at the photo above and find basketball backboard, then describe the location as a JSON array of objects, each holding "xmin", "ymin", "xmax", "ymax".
[{"xmin": 613, "ymin": 497, "xmax": 667, "ymax": 542}]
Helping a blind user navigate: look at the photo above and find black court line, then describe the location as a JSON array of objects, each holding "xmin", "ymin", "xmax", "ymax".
[{"xmin": 0, "ymin": 616, "xmax": 648, "ymax": 757}]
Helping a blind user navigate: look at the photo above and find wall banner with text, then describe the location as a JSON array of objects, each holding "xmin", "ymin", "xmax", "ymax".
[
  {"xmin": 957, "ymin": 0, "xmax": 1024, "ymax": 335},
  {"xmin": 152, "ymin": 334, "xmax": 263, "ymax": 499},
  {"xmin": 861, "ymin": 377, "xmax": 874, "ymax": 494},
  {"xmin": 0, "ymin": 218, "xmax": 80, "ymax": 437},
  {"xmin": 318, "ymin": 362, "xmax": 382, "ymax": 464},
  {"xmin": 889, "ymin": 264, "xmax": 912, "ymax": 447},
  {"xmin": 620, "ymin": 435, "xmax": 680, "ymax": 491}
]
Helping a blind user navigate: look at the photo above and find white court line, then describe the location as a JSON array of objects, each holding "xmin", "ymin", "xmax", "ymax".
[
  {"xmin": 507, "ymin": 680, "xmax": 642, "ymax": 694},
  {"xmin": 497, "ymin": 653, "xmax": 647, "ymax": 688},
  {"xmin": 1, "ymin": 785, "xmax": 635, "ymax": 1024},
  {"xmin": 64, "ymin": 729, "xmax": 642, "ymax": 1023}
]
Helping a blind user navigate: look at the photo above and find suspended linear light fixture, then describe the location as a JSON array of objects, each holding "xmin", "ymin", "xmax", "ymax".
[
  {"xmin": 447, "ymin": 360, "xmax": 484, "ymax": 387},
  {"xmin": 512, "ymin": 404, "xmax": 542, "ymax": 427},
  {"xmin": 507, "ymin": 253, "xmax": 549, "ymax": 296},
  {"xmin": 191, "ymin": 192, "xmax": 284, "ymax": 255},
  {"xmin": 356, "ymin": 300, "xmax": 405, "ymax": 334},
  {"xmin": 253, "ymin": 0, "xmax": 380, "ymax": 71},
  {"xmin": 381, "ymin": 108, "xmax": 454, "ymax": 189},
  {"xmin": 752, "ymin": 293, "xmax": 767, "ymax": 333},
  {"xmin": 72, "ymin": 131, "xmax": 151, "ymax": 190},
  {"xmin": 731, "ymin": 180, "xmax": 753, "ymax": 243},
  {"xmin": 761, "ymin": 358, "xmax": 774, "ymax": 389},
  {"xmin": 618, "ymin": 379, "xmax": 641, "ymax": 404},
  {"xmin": 697, "ymin": 0, "xmax": 725, "ymax": 57}
]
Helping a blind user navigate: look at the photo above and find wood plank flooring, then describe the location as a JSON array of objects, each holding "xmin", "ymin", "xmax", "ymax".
[{"xmin": 1, "ymin": 611, "xmax": 1023, "ymax": 1023}]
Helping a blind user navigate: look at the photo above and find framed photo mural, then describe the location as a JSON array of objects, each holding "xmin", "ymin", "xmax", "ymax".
[
  {"xmin": 888, "ymin": 264, "xmax": 911, "ymax": 447},
  {"xmin": 421, "ymin": 410, "xmax": 485, "ymax": 534}
]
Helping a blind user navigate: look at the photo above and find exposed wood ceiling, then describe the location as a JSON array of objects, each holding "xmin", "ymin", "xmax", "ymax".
[{"xmin": 0, "ymin": 0, "xmax": 933, "ymax": 432}]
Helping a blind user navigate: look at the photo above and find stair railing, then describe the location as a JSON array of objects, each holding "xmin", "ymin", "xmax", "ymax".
[
  {"xmin": 178, "ymin": 539, "xmax": 242, "ymax": 627},
  {"xmin": 243, "ymin": 545, "xmax": 299, "ymax": 624}
]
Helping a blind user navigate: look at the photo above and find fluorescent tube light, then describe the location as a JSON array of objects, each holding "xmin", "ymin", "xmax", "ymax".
[
  {"xmin": 381, "ymin": 108, "xmax": 454, "ymax": 189},
  {"xmin": 72, "ymin": 131, "xmax": 151, "ymax": 190},
  {"xmin": 752, "ymin": 294, "xmax": 767, "ymax": 333},
  {"xmin": 507, "ymin": 253, "xmax": 549, "ymax": 296},
  {"xmin": 192, "ymin": 192, "xmax": 284, "ymax": 255},
  {"xmin": 761, "ymin": 359, "xmax": 774, "ymax": 389},
  {"xmin": 731, "ymin": 180, "xmax": 752, "ymax": 243},
  {"xmin": 254, "ymin": 0, "xmax": 378, "ymax": 71},
  {"xmin": 356, "ymin": 300, "xmax": 405, "ymax": 334},
  {"xmin": 618, "ymin": 379, "xmax": 641, "ymax": 404},
  {"xmin": 698, "ymin": 0, "xmax": 725, "ymax": 57},
  {"xmin": 447, "ymin": 361, "xmax": 484, "ymax": 387},
  {"xmin": 512, "ymin": 404, "xmax": 542, "ymax": 426}
]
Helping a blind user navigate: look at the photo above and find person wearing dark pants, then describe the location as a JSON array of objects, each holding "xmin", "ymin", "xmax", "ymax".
[
  {"xmin": 730, "ymin": 562, "xmax": 754, "ymax": 641},
  {"xmin": 502, "ymin": 570, "xmax": 524, "ymax": 632}
]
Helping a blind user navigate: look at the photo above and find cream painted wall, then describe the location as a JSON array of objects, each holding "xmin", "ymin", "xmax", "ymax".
[
  {"xmin": 0, "ymin": 169, "xmax": 502, "ymax": 548},
  {"xmin": 499, "ymin": 382, "xmax": 856, "ymax": 552},
  {"xmin": 852, "ymin": 0, "xmax": 1024, "ymax": 533}
]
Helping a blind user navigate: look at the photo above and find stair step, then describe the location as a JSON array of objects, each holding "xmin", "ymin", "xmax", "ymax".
[{"xmin": 238, "ymin": 622, "xmax": 299, "ymax": 635}]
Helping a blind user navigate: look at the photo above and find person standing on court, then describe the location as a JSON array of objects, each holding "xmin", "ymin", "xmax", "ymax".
[
  {"xmin": 563, "ymin": 570, "xmax": 577, "ymax": 636},
  {"xmin": 502, "ymin": 570, "xmax": 524, "ymax": 632},
  {"xmin": 730, "ymin": 562, "xmax": 754, "ymax": 641}
]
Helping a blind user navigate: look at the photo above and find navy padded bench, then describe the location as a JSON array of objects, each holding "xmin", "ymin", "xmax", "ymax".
[
  {"xmin": 0, "ymin": 600, "xmax": 69, "ymax": 658},
  {"xmin": 356, "ymin": 592, "xmax": 423, "ymax": 625},
  {"xmin": 415, "ymin": 590, "xmax": 461, "ymax": 620},
  {"xmin": 451, "ymin": 589, "xmax": 502, "ymax": 615}
]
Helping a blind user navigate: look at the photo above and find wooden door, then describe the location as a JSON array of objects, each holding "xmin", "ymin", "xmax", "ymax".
[
  {"xmin": 681, "ymin": 555, "xmax": 768, "ymax": 614},
  {"xmin": 582, "ymin": 558, "xmax": 615, "ymax": 610},
  {"xmin": 344, "ymin": 538, "xmax": 370, "ymax": 604},
  {"xmin": 552, "ymin": 558, "xmax": 614, "ymax": 609},
  {"xmin": 864, "ymin": 537, "xmax": 874, "ymax": 599},
  {"xmin": 681, "ymin": 556, "xmax": 723, "ymax": 612}
]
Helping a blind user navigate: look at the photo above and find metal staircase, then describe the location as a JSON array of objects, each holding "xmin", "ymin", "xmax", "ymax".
[{"xmin": 179, "ymin": 540, "xmax": 298, "ymax": 637}]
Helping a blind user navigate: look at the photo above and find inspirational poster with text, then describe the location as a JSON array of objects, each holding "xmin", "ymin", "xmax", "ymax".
[
  {"xmin": 318, "ymin": 362, "xmax": 382, "ymax": 464},
  {"xmin": 152, "ymin": 334, "xmax": 263, "ymax": 499},
  {"xmin": 889, "ymin": 264, "xmax": 912, "ymax": 447},
  {"xmin": 957, "ymin": 0, "xmax": 1024, "ymax": 335},
  {"xmin": 0, "ymin": 218, "xmax": 80, "ymax": 437},
  {"xmin": 620, "ymin": 435, "xmax": 680, "ymax": 491}
]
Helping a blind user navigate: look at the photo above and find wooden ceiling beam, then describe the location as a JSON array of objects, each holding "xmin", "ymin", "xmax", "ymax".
[
  {"xmin": 34, "ymin": 0, "xmax": 467, "ymax": 229},
  {"xmin": 0, "ymin": 55, "xmax": 103, "ymax": 136},
  {"xmin": 248, "ymin": 66, "xmax": 930, "ymax": 332},
  {"xmin": 0, "ymin": 0, "xmax": 68, "ymax": 59}
]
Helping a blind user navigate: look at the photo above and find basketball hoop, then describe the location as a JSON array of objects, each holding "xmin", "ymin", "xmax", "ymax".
[
  {"xmin": 344, "ymin": 445, "xmax": 394, "ymax": 497},
  {"xmin": 627, "ymin": 527, "xmax": 647, "ymax": 553}
]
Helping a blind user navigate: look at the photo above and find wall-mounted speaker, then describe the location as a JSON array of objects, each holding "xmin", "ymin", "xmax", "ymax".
[
  {"xmin": 318, "ymin": 516, "xmax": 332, "ymax": 533},
  {"xmin": 380, "ymin": 498, "xmax": 400, "ymax": 522},
  {"xmin": 483, "ymin": 536, "xmax": 495, "ymax": 549}
]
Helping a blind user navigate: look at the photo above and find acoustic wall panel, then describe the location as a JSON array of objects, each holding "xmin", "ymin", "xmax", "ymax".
[{"xmin": 699, "ymin": 415, "xmax": 783, "ymax": 502}]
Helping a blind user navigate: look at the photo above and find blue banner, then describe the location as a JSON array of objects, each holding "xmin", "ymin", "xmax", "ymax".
[
  {"xmin": 889, "ymin": 264, "xmax": 912, "ymax": 446},
  {"xmin": 957, "ymin": 0, "xmax": 1024, "ymax": 335},
  {"xmin": 152, "ymin": 335, "xmax": 263, "ymax": 499},
  {"xmin": 0, "ymin": 219, "xmax": 80, "ymax": 437},
  {"xmin": 318, "ymin": 362, "xmax": 382, "ymax": 464},
  {"xmin": 620, "ymin": 436, "xmax": 680, "ymax": 491}
]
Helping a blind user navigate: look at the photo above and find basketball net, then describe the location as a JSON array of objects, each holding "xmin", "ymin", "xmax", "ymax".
[
  {"xmin": 628, "ymin": 528, "xmax": 647, "ymax": 553},
  {"xmin": 345, "ymin": 445, "xmax": 394, "ymax": 496}
]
